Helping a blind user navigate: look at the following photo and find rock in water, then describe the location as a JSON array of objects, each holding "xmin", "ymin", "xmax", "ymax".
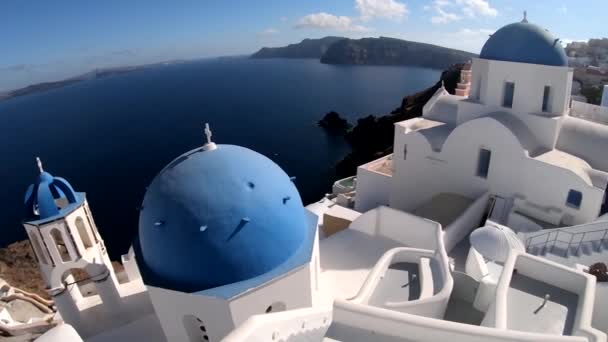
[{"xmin": 318, "ymin": 111, "xmax": 350, "ymax": 134}]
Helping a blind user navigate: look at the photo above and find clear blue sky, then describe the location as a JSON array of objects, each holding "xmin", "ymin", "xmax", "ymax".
[{"xmin": 1, "ymin": 0, "xmax": 606, "ymax": 92}]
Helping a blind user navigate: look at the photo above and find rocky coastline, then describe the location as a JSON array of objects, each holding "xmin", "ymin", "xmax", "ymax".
[{"xmin": 319, "ymin": 63, "xmax": 463, "ymax": 178}]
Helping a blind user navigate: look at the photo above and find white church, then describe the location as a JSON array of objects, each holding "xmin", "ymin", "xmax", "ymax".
[{"xmin": 21, "ymin": 15, "xmax": 608, "ymax": 342}]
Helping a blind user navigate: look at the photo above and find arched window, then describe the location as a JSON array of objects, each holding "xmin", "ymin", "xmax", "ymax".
[
  {"xmin": 265, "ymin": 301, "xmax": 287, "ymax": 313},
  {"xmin": 75, "ymin": 217, "xmax": 93, "ymax": 249},
  {"xmin": 28, "ymin": 232, "xmax": 48, "ymax": 265},
  {"xmin": 183, "ymin": 315, "xmax": 209, "ymax": 341},
  {"xmin": 51, "ymin": 229, "xmax": 71, "ymax": 262}
]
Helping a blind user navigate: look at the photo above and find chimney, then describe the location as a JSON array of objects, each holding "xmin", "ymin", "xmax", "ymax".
[{"xmin": 455, "ymin": 61, "xmax": 472, "ymax": 97}]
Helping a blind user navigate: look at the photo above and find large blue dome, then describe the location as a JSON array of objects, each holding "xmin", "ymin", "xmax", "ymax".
[
  {"xmin": 480, "ymin": 21, "xmax": 568, "ymax": 67},
  {"xmin": 138, "ymin": 144, "xmax": 310, "ymax": 293}
]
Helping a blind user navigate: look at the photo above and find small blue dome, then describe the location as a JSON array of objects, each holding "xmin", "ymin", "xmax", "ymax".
[
  {"xmin": 480, "ymin": 22, "xmax": 568, "ymax": 67},
  {"xmin": 138, "ymin": 144, "xmax": 310, "ymax": 293},
  {"xmin": 24, "ymin": 166, "xmax": 81, "ymax": 222}
]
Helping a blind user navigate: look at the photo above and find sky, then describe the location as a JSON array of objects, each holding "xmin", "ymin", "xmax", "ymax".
[{"xmin": 1, "ymin": 0, "xmax": 606, "ymax": 92}]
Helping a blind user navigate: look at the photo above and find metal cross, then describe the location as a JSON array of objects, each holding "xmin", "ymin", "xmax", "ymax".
[
  {"xmin": 204, "ymin": 123, "xmax": 213, "ymax": 145},
  {"xmin": 36, "ymin": 157, "xmax": 44, "ymax": 174}
]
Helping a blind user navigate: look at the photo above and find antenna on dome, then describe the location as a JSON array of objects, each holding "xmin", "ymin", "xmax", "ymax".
[
  {"xmin": 522, "ymin": 10, "xmax": 528, "ymax": 23},
  {"xmin": 36, "ymin": 157, "xmax": 44, "ymax": 174},
  {"xmin": 203, "ymin": 123, "xmax": 217, "ymax": 151}
]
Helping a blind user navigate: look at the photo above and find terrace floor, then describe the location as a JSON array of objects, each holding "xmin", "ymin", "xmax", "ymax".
[
  {"xmin": 443, "ymin": 296, "xmax": 485, "ymax": 326},
  {"xmin": 413, "ymin": 193, "xmax": 474, "ymax": 227},
  {"xmin": 506, "ymin": 274, "xmax": 578, "ymax": 336},
  {"xmin": 368, "ymin": 262, "xmax": 420, "ymax": 306}
]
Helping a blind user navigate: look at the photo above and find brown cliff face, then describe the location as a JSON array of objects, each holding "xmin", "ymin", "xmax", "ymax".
[
  {"xmin": 0, "ymin": 241, "xmax": 126, "ymax": 300},
  {"xmin": 0, "ymin": 241, "xmax": 49, "ymax": 300}
]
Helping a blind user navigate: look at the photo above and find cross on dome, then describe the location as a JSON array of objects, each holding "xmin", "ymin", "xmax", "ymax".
[
  {"xmin": 36, "ymin": 157, "xmax": 44, "ymax": 174},
  {"xmin": 203, "ymin": 123, "xmax": 217, "ymax": 151},
  {"xmin": 522, "ymin": 10, "xmax": 528, "ymax": 23}
]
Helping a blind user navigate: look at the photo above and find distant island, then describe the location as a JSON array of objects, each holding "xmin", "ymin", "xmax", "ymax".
[
  {"xmin": 0, "ymin": 60, "xmax": 190, "ymax": 102},
  {"xmin": 251, "ymin": 36, "xmax": 345, "ymax": 59},
  {"xmin": 251, "ymin": 36, "xmax": 477, "ymax": 69}
]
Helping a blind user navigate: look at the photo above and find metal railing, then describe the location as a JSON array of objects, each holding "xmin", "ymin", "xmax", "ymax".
[{"xmin": 525, "ymin": 227, "xmax": 608, "ymax": 258}]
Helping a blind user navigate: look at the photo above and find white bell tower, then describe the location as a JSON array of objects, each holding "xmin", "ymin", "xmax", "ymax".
[{"xmin": 22, "ymin": 158, "xmax": 123, "ymax": 334}]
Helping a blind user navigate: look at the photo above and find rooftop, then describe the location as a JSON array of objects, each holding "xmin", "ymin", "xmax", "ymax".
[
  {"xmin": 533, "ymin": 149, "xmax": 606, "ymax": 188},
  {"xmin": 360, "ymin": 154, "xmax": 393, "ymax": 177}
]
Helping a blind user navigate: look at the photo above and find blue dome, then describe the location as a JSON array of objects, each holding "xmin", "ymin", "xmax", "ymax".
[
  {"xmin": 24, "ymin": 167, "xmax": 82, "ymax": 222},
  {"xmin": 138, "ymin": 144, "xmax": 310, "ymax": 293},
  {"xmin": 480, "ymin": 22, "xmax": 568, "ymax": 67}
]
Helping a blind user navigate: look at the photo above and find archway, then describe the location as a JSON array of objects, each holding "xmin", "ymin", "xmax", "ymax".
[
  {"xmin": 28, "ymin": 231, "xmax": 49, "ymax": 265},
  {"xmin": 75, "ymin": 217, "xmax": 93, "ymax": 249},
  {"xmin": 61, "ymin": 268, "xmax": 98, "ymax": 299},
  {"xmin": 50, "ymin": 228, "xmax": 71, "ymax": 262}
]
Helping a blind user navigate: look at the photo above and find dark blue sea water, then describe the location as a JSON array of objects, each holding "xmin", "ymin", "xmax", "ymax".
[{"xmin": 0, "ymin": 58, "xmax": 440, "ymax": 259}]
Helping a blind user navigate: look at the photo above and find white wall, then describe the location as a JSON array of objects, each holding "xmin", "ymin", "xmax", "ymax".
[
  {"xmin": 147, "ymin": 248, "xmax": 317, "ymax": 342},
  {"xmin": 558, "ymin": 116, "xmax": 608, "ymax": 172},
  {"xmin": 390, "ymin": 123, "xmax": 446, "ymax": 212},
  {"xmin": 491, "ymin": 253, "xmax": 605, "ymax": 342},
  {"xmin": 147, "ymin": 286, "xmax": 235, "ymax": 342},
  {"xmin": 375, "ymin": 206, "xmax": 442, "ymax": 251},
  {"xmin": 354, "ymin": 160, "xmax": 392, "ymax": 213},
  {"xmin": 35, "ymin": 324, "xmax": 84, "ymax": 342},
  {"xmin": 223, "ymin": 306, "xmax": 332, "ymax": 342},
  {"xmin": 471, "ymin": 58, "xmax": 572, "ymax": 117},
  {"xmin": 591, "ymin": 281, "xmax": 608, "ymax": 334},
  {"xmin": 444, "ymin": 192, "xmax": 490, "ymax": 252},
  {"xmin": 390, "ymin": 116, "xmax": 603, "ymax": 227},
  {"xmin": 465, "ymin": 248, "xmax": 488, "ymax": 282},
  {"xmin": 121, "ymin": 246, "xmax": 143, "ymax": 284},
  {"xmin": 229, "ymin": 265, "xmax": 314, "ymax": 327},
  {"xmin": 572, "ymin": 101, "xmax": 608, "ymax": 125},
  {"xmin": 331, "ymin": 299, "xmax": 586, "ymax": 342}
]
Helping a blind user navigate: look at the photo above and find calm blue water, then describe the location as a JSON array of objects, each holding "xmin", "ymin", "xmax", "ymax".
[{"xmin": 0, "ymin": 58, "xmax": 440, "ymax": 259}]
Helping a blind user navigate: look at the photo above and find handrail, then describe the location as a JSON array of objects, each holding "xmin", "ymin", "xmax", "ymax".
[{"xmin": 525, "ymin": 226, "xmax": 608, "ymax": 257}]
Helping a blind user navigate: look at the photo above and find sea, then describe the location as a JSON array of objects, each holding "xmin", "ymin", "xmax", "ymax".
[{"xmin": 0, "ymin": 57, "xmax": 440, "ymax": 259}]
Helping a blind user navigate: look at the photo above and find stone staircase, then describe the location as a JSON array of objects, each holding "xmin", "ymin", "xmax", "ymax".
[
  {"xmin": 525, "ymin": 225, "xmax": 608, "ymax": 259},
  {"xmin": 528, "ymin": 239, "xmax": 608, "ymax": 258}
]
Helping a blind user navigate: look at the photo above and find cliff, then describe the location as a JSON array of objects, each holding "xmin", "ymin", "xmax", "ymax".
[
  {"xmin": 334, "ymin": 63, "xmax": 463, "ymax": 177},
  {"xmin": 0, "ymin": 241, "xmax": 125, "ymax": 301},
  {"xmin": 320, "ymin": 37, "xmax": 475, "ymax": 68},
  {"xmin": 251, "ymin": 37, "xmax": 345, "ymax": 59},
  {"xmin": 0, "ymin": 241, "xmax": 49, "ymax": 300}
]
